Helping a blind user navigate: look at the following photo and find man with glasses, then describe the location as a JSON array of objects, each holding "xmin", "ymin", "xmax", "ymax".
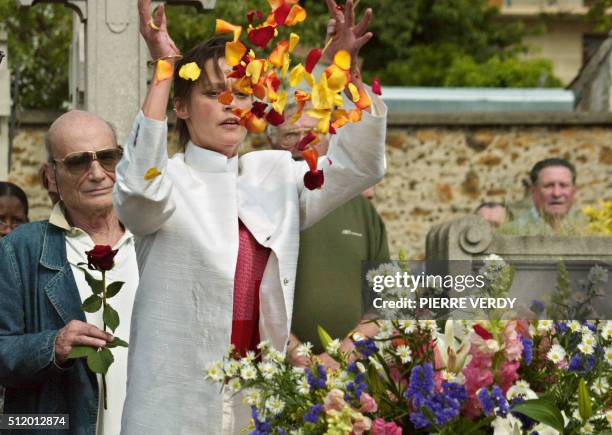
[
  {"xmin": 267, "ymin": 105, "xmax": 389, "ymax": 368},
  {"xmin": 0, "ymin": 110, "xmax": 138, "ymax": 434}
]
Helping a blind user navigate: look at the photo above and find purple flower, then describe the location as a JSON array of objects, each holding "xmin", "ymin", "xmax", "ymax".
[
  {"xmin": 305, "ymin": 364, "xmax": 327, "ymax": 390},
  {"xmin": 250, "ymin": 406, "xmax": 271, "ymax": 434},
  {"xmin": 568, "ymin": 352, "xmax": 596, "ymax": 373},
  {"xmin": 555, "ymin": 322, "xmax": 568, "ymax": 334},
  {"xmin": 531, "ymin": 300, "xmax": 545, "ymax": 313},
  {"xmin": 478, "ymin": 388, "xmax": 495, "ymax": 416},
  {"xmin": 354, "ymin": 338, "xmax": 377, "ymax": 358},
  {"xmin": 521, "ymin": 337, "xmax": 533, "ymax": 365},
  {"xmin": 492, "ymin": 385, "xmax": 509, "ymax": 417},
  {"xmin": 479, "ymin": 385, "xmax": 510, "ymax": 417},
  {"xmin": 303, "ymin": 404, "xmax": 323, "ymax": 423},
  {"xmin": 406, "ymin": 363, "xmax": 435, "ymax": 408}
]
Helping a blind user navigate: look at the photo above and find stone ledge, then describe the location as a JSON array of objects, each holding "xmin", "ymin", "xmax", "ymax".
[{"xmin": 389, "ymin": 112, "xmax": 612, "ymax": 127}]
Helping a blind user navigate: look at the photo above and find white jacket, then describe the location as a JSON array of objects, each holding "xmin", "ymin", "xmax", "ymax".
[{"xmin": 113, "ymin": 98, "xmax": 386, "ymax": 434}]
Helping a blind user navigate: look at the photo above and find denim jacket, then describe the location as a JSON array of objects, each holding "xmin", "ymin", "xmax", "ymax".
[{"xmin": 0, "ymin": 221, "xmax": 98, "ymax": 435}]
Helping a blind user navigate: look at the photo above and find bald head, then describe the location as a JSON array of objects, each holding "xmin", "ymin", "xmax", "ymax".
[{"xmin": 45, "ymin": 111, "xmax": 117, "ymax": 162}]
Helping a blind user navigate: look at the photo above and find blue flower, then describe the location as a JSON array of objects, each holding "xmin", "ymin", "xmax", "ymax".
[
  {"xmin": 303, "ymin": 404, "xmax": 323, "ymax": 424},
  {"xmin": 479, "ymin": 385, "xmax": 510, "ymax": 417},
  {"xmin": 250, "ymin": 406, "xmax": 271, "ymax": 435},
  {"xmin": 406, "ymin": 363, "xmax": 435, "ymax": 408},
  {"xmin": 478, "ymin": 388, "xmax": 495, "ymax": 416},
  {"xmin": 305, "ymin": 364, "xmax": 327, "ymax": 390},
  {"xmin": 583, "ymin": 322, "xmax": 596, "ymax": 332},
  {"xmin": 510, "ymin": 397, "xmax": 537, "ymax": 431},
  {"xmin": 354, "ymin": 338, "xmax": 377, "ymax": 358},
  {"xmin": 521, "ymin": 337, "xmax": 533, "ymax": 365},
  {"xmin": 555, "ymin": 322, "xmax": 568, "ymax": 334},
  {"xmin": 568, "ymin": 353, "xmax": 596, "ymax": 374},
  {"xmin": 491, "ymin": 385, "xmax": 509, "ymax": 417}
]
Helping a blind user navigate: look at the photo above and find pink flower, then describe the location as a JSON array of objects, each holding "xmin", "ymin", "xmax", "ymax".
[
  {"xmin": 371, "ymin": 418, "xmax": 403, "ymax": 435},
  {"xmin": 503, "ymin": 321, "xmax": 524, "ymax": 361},
  {"xmin": 351, "ymin": 415, "xmax": 372, "ymax": 434},
  {"xmin": 498, "ymin": 361, "xmax": 520, "ymax": 393},
  {"xmin": 323, "ymin": 389, "xmax": 346, "ymax": 413},
  {"xmin": 463, "ymin": 348, "xmax": 494, "ymax": 418},
  {"xmin": 359, "ymin": 392, "xmax": 378, "ymax": 413}
]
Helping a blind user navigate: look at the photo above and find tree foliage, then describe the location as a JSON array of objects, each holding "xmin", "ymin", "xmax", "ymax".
[{"xmin": 0, "ymin": 0, "xmax": 577, "ymax": 110}]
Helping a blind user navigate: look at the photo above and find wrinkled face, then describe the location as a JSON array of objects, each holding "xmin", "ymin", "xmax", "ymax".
[
  {"xmin": 273, "ymin": 112, "xmax": 330, "ymax": 160},
  {"xmin": 0, "ymin": 195, "xmax": 27, "ymax": 237},
  {"xmin": 46, "ymin": 118, "xmax": 118, "ymax": 217},
  {"xmin": 531, "ymin": 166, "xmax": 576, "ymax": 218},
  {"xmin": 477, "ymin": 205, "xmax": 507, "ymax": 228},
  {"xmin": 175, "ymin": 58, "xmax": 252, "ymax": 157}
]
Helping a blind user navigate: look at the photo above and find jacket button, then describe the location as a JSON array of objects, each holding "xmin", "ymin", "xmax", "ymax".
[{"xmin": 283, "ymin": 278, "xmax": 289, "ymax": 285}]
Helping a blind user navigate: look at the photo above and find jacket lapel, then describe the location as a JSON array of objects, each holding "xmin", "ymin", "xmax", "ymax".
[{"xmin": 40, "ymin": 222, "xmax": 86, "ymax": 325}]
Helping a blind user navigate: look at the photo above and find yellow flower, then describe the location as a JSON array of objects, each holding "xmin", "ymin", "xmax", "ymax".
[{"xmin": 178, "ymin": 62, "xmax": 201, "ymax": 81}]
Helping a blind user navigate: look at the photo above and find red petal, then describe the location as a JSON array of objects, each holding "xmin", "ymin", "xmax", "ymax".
[
  {"xmin": 251, "ymin": 101, "xmax": 268, "ymax": 118},
  {"xmin": 304, "ymin": 170, "xmax": 324, "ymax": 190},
  {"xmin": 297, "ymin": 131, "xmax": 316, "ymax": 151},
  {"xmin": 328, "ymin": 125, "xmax": 336, "ymax": 135},
  {"xmin": 305, "ymin": 48, "xmax": 322, "ymax": 73},
  {"xmin": 247, "ymin": 10, "xmax": 263, "ymax": 25},
  {"xmin": 247, "ymin": 26, "xmax": 275, "ymax": 49},
  {"xmin": 372, "ymin": 77, "xmax": 382, "ymax": 95},
  {"xmin": 473, "ymin": 324, "xmax": 493, "ymax": 340},
  {"xmin": 265, "ymin": 109, "xmax": 285, "ymax": 126},
  {"xmin": 274, "ymin": 2, "xmax": 291, "ymax": 25},
  {"xmin": 266, "ymin": 71, "xmax": 281, "ymax": 92}
]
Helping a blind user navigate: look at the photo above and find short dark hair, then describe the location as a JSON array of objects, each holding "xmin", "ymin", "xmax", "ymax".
[
  {"xmin": 0, "ymin": 181, "xmax": 29, "ymax": 217},
  {"xmin": 529, "ymin": 158, "xmax": 576, "ymax": 185},
  {"xmin": 474, "ymin": 202, "xmax": 506, "ymax": 214},
  {"xmin": 173, "ymin": 35, "xmax": 230, "ymax": 150}
]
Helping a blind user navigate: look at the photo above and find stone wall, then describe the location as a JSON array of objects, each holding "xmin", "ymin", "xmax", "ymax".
[{"xmin": 7, "ymin": 111, "xmax": 612, "ymax": 258}]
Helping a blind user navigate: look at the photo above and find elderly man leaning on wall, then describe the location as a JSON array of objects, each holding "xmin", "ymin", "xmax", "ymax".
[{"xmin": 0, "ymin": 111, "xmax": 138, "ymax": 435}]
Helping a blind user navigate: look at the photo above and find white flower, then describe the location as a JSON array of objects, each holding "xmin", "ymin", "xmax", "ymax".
[
  {"xmin": 606, "ymin": 409, "xmax": 612, "ymax": 426},
  {"xmin": 506, "ymin": 380, "xmax": 538, "ymax": 401},
  {"xmin": 579, "ymin": 422, "xmax": 595, "ymax": 434},
  {"xmin": 257, "ymin": 340, "xmax": 271, "ymax": 351},
  {"xmin": 581, "ymin": 332, "xmax": 596, "ymax": 346},
  {"xmin": 378, "ymin": 320, "xmax": 394, "ymax": 336},
  {"xmin": 532, "ymin": 411, "xmax": 569, "ymax": 435},
  {"xmin": 365, "ymin": 267, "xmax": 379, "ymax": 284},
  {"xmin": 297, "ymin": 377, "xmax": 310, "ymax": 395},
  {"xmin": 204, "ymin": 361, "xmax": 225, "ymax": 382},
  {"xmin": 485, "ymin": 253, "xmax": 504, "ymax": 263},
  {"xmin": 265, "ymin": 395, "xmax": 285, "ymax": 415},
  {"xmin": 243, "ymin": 388, "xmax": 261, "ymax": 406},
  {"xmin": 491, "ymin": 413, "xmax": 522, "ymax": 435},
  {"xmin": 441, "ymin": 370, "xmax": 465, "ymax": 385},
  {"xmin": 259, "ymin": 362, "xmax": 278, "ymax": 380},
  {"xmin": 578, "ymin": 342, "xmax": 594, "ymax": 355},
  {"xmin": 226, "ymin": 377, "xmax": 242, "ymax": 392},
  {"xmin": 419, "ymin": 320, "xmax": 438, "ymax": 333},
  {"xmin": 356, "ymin": 362, "xmax": 366, "ymax": 373},
  {"xmin": 395, "ymin": 345, "xmax": 412, "ymax": 363},
  {"xmin": 538, "ymin": 320, "xmax": 554, "ymax": 333},
  {"xmin": 592, "ymin": 377, "xmax": 609, "ymax": 395},
  {"xmin": 244, "ymin": 351, "xmax": 256, "ymax": 363},
  {"xmin": 326, "ymin": 339, "xmax": 341, "ymax": 356},
  {"xmin": 604, "ymin": 346, "xmax": 612, "ymax": 365},
  {"xmin": 600, "ymin": 321, "xmax": 612, "ymax": 340},
  {"xmin": 546, "ymin": 344, "xmax": 566, "ymax": 364},
  {"xmin": 326, "ymin": 373, "xmax": 343, "ymax": 389},
  {"xmin": 224, "ymin": 360, "xmax": 240, "ymax": 378},
  {"xmin": 568, "ymin": 320, "xmax": 582, "ymax": 333},
  {"xmin": 240, "ymin": 364, "xmax": 257, "ymax": 381},
  {"xmin": 226, "ymin": 344, "xmax": 236, "ymax": 357},
  {"xmin": 296, "ymin": 342, "xmax": 313, "ymax": 358},
  {"xmin": 368, "ymin": 355, "xmax": 383, "ymax": 371},
  {"xmin": 398, "ymin": 320, "xmax": 417, "ymax": 334},
  {"xmin": 265, "ymin": 349, "xmax": 285, "ymax": 364}
]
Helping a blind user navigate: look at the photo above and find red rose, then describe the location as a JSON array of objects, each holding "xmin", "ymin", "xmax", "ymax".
[{"xmin": 86, "ymin": 245, "xmax": 118, "ymax": 271}]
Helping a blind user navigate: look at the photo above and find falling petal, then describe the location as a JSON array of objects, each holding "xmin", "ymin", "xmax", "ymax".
[
  {"xmin": 144, "ymin": 167, "xmax": 162, "ymax": 181},
  {"xmin": 304, "ymin": 72, "xmax": 314, "ymax": 87},
  {"xmin": 218, "ymin": 90, "xmax": 233, "ymax": 105},
  {"xmin": 273, "ymin": 90, "xmax": 287, "ymax": 114},
  {"xmin": 328, "ymin": 125, "xmax": 336, "ymax": 134},
  {"xmin": 245, "ymin": 113, "xmax": 266, "ymax": 133},
  {"xmin": 253, "ymin": 82, "xmax": 267, "ymax": 100},
  {"xmin": 265, "ymin": 109, "xmax": 285, "ymax": 126},
  {"xmin": 282, "ymin": 53, "xmax": 291, "ymax": 78},
  {"xmin": 355, "ymin": 87, "xmax": 372, "ymax": 110},
  {"xmin": 215, "ymin": 19, "xmax": 242, "ymax": 42},
  {"xmin": 347, "ymin": 83, "xmax": 359, "ymax": 102},
  {"xmin": 289, "ymin": 64, "xmax": 305, "ymax": 87},
  {"xmin": 289, "ymin": 33, "xmax": 300, "ymax": 52},
  {"xmin": 246, "ymin": 59, "xmax": 264, "ymax": 85},
  {"xmin": 372, "ymin": 77, "xmax": 382, "ymax": 95},
  {"xmin": 301, "ymin": 147, "xmax": 319, "ymax": 171},
  {"xmin": 247, "ymin": 10, "xmax": 264, "ymax": 25},
  {"xmin": 305, "ymin": 48, "xmax": 322, "ymax": 73},
  {"xmin": 333, "ymin": 50, "xmax": 351, "ymax": 71},
  {"xmin": 266, "ymin": 71, "xmax": 281, "ymax": 92},
  {"xmin": 303, "ymin": 169, "xmax": 324, "ymax": 190},
  {"xmin": 269, "ymin": 40, "xmax": 289, "ymax": 68},
  {"xmin": 348, "ymin": 109, "xmax": 362, "ymax": 122},
  {"xmin": 285, "ymin": 4, "xmax": 307, "ymax": 26},
  {"xmin": 225, "ymin": 40, "xmax": 247, "ymax": 67},
  {"xmin": 248, "ymin": 26, "xmax": 275, "ymax": 49},
  {"xmin": 326, "ymin": 68, "xmax": 348, "ymax": 93},
  {"xmin": 316, "ymin": 114, "xmax": 331, "ymax": 134},
  {"xmin": 178, "ymin": 62, "xmax": 201, "ymax": 81},
  {"xmin": 251, "ymin": 101, "xmax": 268, "ymax": 118},
  {"xmin": 155, "ymin": 60, "xmax": 174, "ymax": 83},
  {"xmin": 234, "ymin": 76, "xmax": 253, "ymax": 95},
  {"xmin": 274, "ymin": 2, "xmax": 291, "ymax": 25},
  {"xmin": 333, "ymin": 94, "xmax": 344, "ymax": 107}
]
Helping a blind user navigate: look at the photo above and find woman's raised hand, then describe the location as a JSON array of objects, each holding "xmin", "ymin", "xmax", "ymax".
[{"xmin": 138, "ymin": 0, "xmax": 180, "ymax": 60}]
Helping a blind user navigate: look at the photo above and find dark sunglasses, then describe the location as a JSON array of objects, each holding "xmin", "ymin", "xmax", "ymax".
[{"xmin": 53, "ymin": 147, "xmax": 123, "ymax": 175}]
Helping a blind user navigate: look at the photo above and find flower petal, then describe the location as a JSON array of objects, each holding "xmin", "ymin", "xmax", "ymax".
[
  {"xmin": 225, "ymin": 41, "xmax": 247, "ymax": 67},
  {"xmin": 333, "ymin": 50, "xmax": 351, "ymax": 70},
  {"xmin": 355, "ymin": 87, "xmax": 372, "ymax": 110},
  {"xmin": 289, "ymin": 64, "xmax": 305, "ymax": 87},
  {"xmin": 155, "ymin": 60, "xmax": 174, "ymax": 83},
  {"xmin": 297, "ymin": 131, "xmax": 317, "ymax": 152},
  {"xmin": 273, "ymin": 2, "xmax": 291, "ymax": 25},
  {"xmin": 265, "ymin": 109, "xmax": 285, "ymax": 126},
  {"xmin": 245, "ymin": 113, "xmax": 266, "ymax": 133},
  {"xmin": 251, "ymin": 101, "xmax": 268, "ymax": 118},
  {"xmin": 347, "ymin": 83, "xmax": 359, "ymax": 102},
  {"xmin": 215, "ymin": 19, "xmax": 241, "ymax": 42},
  {"xmin": 248, "ymin": 26, "xmax": 275, "ymax": 49},
  {"xmin": 289, "ymin": 33, "xmax": 300, "ymax": 52},
  {"xmin": 285, "ymin": 4, "xmax": 307, "ymax": 26},
  {"xmin": 144, "ymin": 167, "xmax": 162, "ymax": 181},
  {"xmin": 305, "ymin": 48, "xmax": 322, "ymax": 73},
  {"xmin": 348, "ymin": 109, "xmax": 362, "ymax": 122},
  {"xmin": 178, "ymin": 62, "xmax": 201, "ymax": 81},
  {"xmin": 372, "ymin": 77, "xmax": 382, "ymax": 95},
  {"xmin": 272, "ymin": 90, "xmax": 287, "ymax": 114},
  {"xmin": 246, "ymin": 59, "xmax": 264, "ymax": 85},
  {"xmin": 326, "ymin": 68, "xmax": 348, "ymax": 93},
  {"xmin": 217, "ymin": 90, "xmax": 233, "ymax": 105},
  {"xmin": 253, "ymin": 82, "xmax": 267, "ymax": 100},
  {"xmin": 301, "ymin": 147, "xmax": 319, "ymax": 171},
  {"xmin": 269, "ymin": 40, "xmax": 289, "ymax": 68}
]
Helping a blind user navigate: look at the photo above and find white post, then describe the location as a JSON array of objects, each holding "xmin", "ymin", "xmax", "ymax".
[{"xmin": 0, "ymin": 28, "xmax": 10, "ymax": 180}]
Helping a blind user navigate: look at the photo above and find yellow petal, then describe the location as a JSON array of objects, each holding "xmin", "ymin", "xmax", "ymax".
[
  {"xmin": 317, "ymin": 113, "xmax": 331, "ymax": 134},
  {"xmin": 226, "ymin": 40, "xmax": 247, "ymax": 67},
  {"xmin": 304, "ymin": 72, "xmax": 314, "ymax": 88},
  {"xmin": 306, "ymin": 108, "xmax": 328, "ymax": 119},
  {"xmin": 215, "ymin": 19, "xmax": 242, "ymax": 42},
  {"xmin": 246, "ymin": 60, "xmax": 264, "ymax": 85},
  {"xmin": 289, "ymin": 64, "xmax": 305, "ymax": 87},
  {"xmin": 273, "ymin": 90, "xmax": 287, "ymax": 114},
  {"xmin": 144, "ymin": 167, "xmax": 162, "ymax": 181},
  {"xmin": 178, "ymin": 62, "xmax": 202, "ymax": 81},
  {"xmin": 155, "ymin": 60, "xmax": 174, "ymax": 83},
  {"xmin": 333, "ymin": 93, "xmax": 344, "ymax": 107},
  {"xmin": 282, "ymin": 53, "xmax": 291, "ymax": 78},
  {"xmin": 289, "ymin": 33, "xmax": 300, "ymax": 52},
  {"xmin": 285, "ymin": 5, "xmax": 307, "ymax": 26},
  {"xmin": 326, "ymin": 68, "xmax": 348, "ymax": 93},
  {"xmin": 347, "ymin": 82, "xmax": 359, "ymax": 102},
  {"xmin": 333, "ymin": 50, "xmax": 351, "ymax": 70}
]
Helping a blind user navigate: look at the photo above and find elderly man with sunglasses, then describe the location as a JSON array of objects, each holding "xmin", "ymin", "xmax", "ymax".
[{"xmin": 0, "ymin": 110, "xmax": 138, "ymax": 434}]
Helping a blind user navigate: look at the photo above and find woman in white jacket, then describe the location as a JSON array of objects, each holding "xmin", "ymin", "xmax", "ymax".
[{"xmin": 114, "ymin": 0, "xmax": 387, "ymax": 433}]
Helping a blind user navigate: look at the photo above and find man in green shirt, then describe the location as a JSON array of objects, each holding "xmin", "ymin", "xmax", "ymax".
[{"xmin": 267, "ymin": 106, "xmax": 390, "ymax": 367}]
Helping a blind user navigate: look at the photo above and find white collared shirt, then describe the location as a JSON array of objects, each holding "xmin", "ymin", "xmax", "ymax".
[{"xmin": 49, "ymin": 203, "xmax": 138, "ymax": 435}]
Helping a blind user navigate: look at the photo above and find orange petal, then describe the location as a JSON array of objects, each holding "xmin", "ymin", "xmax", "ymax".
[
  {"xmin": 234, "ymin": 76, "xmax": 253, "ymax": 95},
  {"xmin": 333, "ymin": 50, "xmax": 351, "ymax": 71},
  {"xmin": 218, "ymin": 90, "xmax": 233, "ymax": 105},
  {"xmin": 215, "ymin": 19, "xmax": 242, "ymax": 42},
  {"xmin": 285, "ymin": 4, "xmax": 307, "ymax": 26},
  {"xmin": 226, "ymin": 40, "xmax": 247, "ymax": 67},
  {"xmin": 155, "ymin": 60, "xmax": 174, "ymax": 84},
  {"xmin": 144, "ymin": 167, "xmax": 162, "ymax": 181},
  {"xmin": 355, "ymin": 87, "xmax": 372, "ymax": 110},
  {"xmin": 245, "ymin": 113, "xmax": 266, "ymax": 133},
  {"xmin": 269, "ymin": 40, "xmax": 289, "ymax": 68},
  {"xmin": 348, "ymin": 109, "xmax": 362, "ymax": 122},
  {"xmin": 253, "ymin": 82, "xmax": 267, "ymax": 100},
  {"xmin": 294, "ymin": 89, "xmax": 311, "ymax": 102},
  {"xmin": 301, "ymin": 147, "xmax": 319, "ymax": 172}
]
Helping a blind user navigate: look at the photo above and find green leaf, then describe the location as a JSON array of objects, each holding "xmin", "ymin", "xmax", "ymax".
[
  {"xmin": 87, "ymin": 348, "xmax": 114, "ymax": 374},
  {"xmin": 81, "ymin": 294, "xmax": 102, "ymax": 313},
  {"xmin": 512, "ymin": 399, "xmax": 565, "ymax": 433},
  {"xmin": 80, "ymin": 268, "xmax": 103, "ymax": 295},
  {"xmin": 317, "ymin": 325, "xmax": 333, "ymax": 351},
  {"xmin": 103, "ymin": 304, "xmax": 120, "ymax": 333},
  {"xmin": 68, "ymin": 345, "xmax": 96, "ymax": 359},
  {"xmin": 105, "ymin": 281, "xmax": 124, "ymax": 298},
  {"xmin": 577, "ymin": 378, "xmax": 593, "ymax": 421},
  {"xmin": 106, "ymin": 337, "xmax": 129, "ymax": 348}
]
